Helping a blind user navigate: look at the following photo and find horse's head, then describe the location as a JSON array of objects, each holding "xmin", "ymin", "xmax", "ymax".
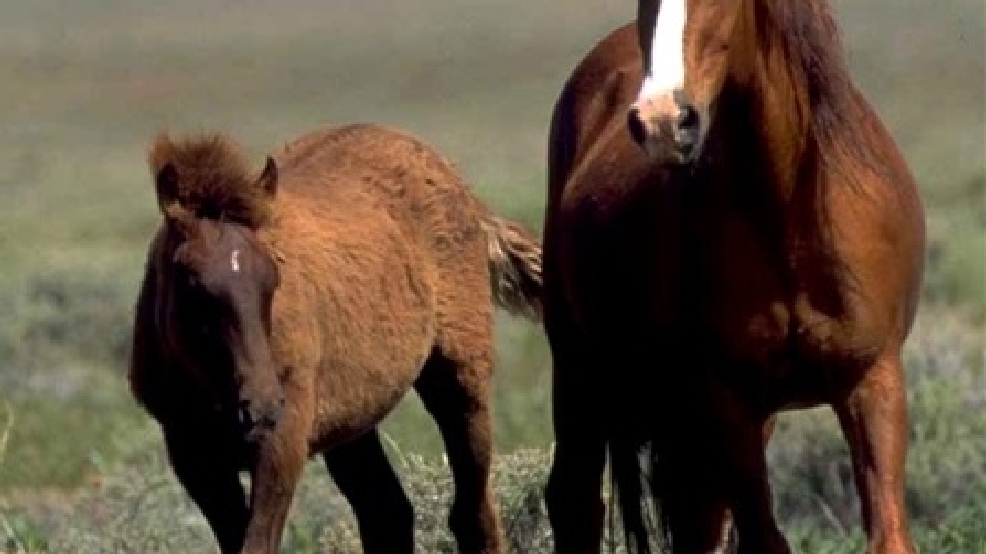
[
  {"xmin": 629, "ymin": 0, "xmax": 748, "ymax": 164},
  {"xmin": 153, "ymin": 149, "xmax": 285, "ymax": 440}
]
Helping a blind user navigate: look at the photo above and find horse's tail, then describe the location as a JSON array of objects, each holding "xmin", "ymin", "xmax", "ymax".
[
  {"xmin": 608, "ymin": 436, "xmax": 669, "ymax": 553},
  {"xmin": 478, "ymin": 213, "xmax": 543, "ymax": 322}
]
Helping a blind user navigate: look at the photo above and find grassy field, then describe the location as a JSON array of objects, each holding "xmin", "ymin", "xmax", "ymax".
[{"xmin": 0, "ymin": 0, "xmax": 983, "ymax": 552}]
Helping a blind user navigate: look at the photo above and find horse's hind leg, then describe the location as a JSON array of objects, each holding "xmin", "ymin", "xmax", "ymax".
[
  {"xmin": 414, "ymin": 350, "xmax": 504, "ymax": 554},
  {"xmin": 834, "ymin": 350, "xmax": 916, "ymax": 554},
  {"xmin": 322, "ymin": 428, "xmax": 414, "ymax": 554},
  {"xmin": 163, "ymin": 423, "xmax": 248, "ymax": 554}
]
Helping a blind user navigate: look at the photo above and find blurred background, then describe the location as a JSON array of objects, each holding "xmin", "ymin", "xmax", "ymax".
[{"xmin": 0, "ymin": 1, "xmax": 982, "ymax": 552}]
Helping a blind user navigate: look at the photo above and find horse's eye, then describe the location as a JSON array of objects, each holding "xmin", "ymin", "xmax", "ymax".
[
  {"xmin": 196, "ymin": 204, "xmax": 222, "ymax": 220},
  {"xmin": 174, "ymin": 263, "xmax": 199, "ymax": 289},
  {"xmin": 181, "ymin": 268, "xmax": 203, "ymax": 290}
]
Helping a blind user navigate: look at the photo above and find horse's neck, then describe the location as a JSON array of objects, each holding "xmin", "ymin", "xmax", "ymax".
[
  {"xmin": 701, "ymin": 58, "xmax": 833, "ymax": 270},
  {"xmin": 710, "ymin": 84, "xmax": 818, "ymax": 200},
  {"xmin": 717, "ymin": 24, "xmax": 826, "ymax": 209}
]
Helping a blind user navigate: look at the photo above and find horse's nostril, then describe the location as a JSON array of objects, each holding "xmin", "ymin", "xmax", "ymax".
[
  {"xmin": 627, "ymin": 107, "xmax": 647, "ymax": 146},
  {"xmin": 237, "ymin": 400, "xmax": 254, "ymax": 429},
  {"xmin": 677, "ymin": 103, "xmax": 700, "ymax": 132},
  {"xmin": 675, "ymin": 103, "xmax": 701, "ymax": 156}
]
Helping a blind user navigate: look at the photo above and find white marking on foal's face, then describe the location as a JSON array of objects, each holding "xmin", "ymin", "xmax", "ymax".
[
  {"xmin": 638, "ymin": 0, "xmax": 686, "ymax": 101},
  {"xmin": 231, "ymin": 249, "xmax": 241, "ymax": 273}
]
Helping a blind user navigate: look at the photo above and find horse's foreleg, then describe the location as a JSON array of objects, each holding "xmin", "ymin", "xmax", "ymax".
[
  {"xmin": 834, "ymin": 351, "xmax": 916, "ymax": 554},
  {"xmin": 323, "ymin": 428, "xmax": 414, "ymax": 554},
  {"xmin": 718, "ymin": 418, "xmax": 790, "ymax": 554},
  {"xmin": 241, "ymin": 428, "xmax": 306, "ymax": 554},
  {"xmin": 163, "ymin": 424, "xmax": 248, "ymax": 554},
  {"xmin": 415, "ymin": 353, "xmax": 504, "ymax": 554},
  {"xmin": 543, "ymin": 347, "xmax": 606, "ymax": 554},
  {"xmin": 717, "ymin": 414, "xmax": 778, "ymax": 554}
]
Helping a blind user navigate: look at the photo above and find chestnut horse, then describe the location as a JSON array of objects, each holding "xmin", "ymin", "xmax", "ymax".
[
  {"xmin": 127, "ymin": 123, "xmax": 542, "ymax": 554},
  {"xmin": 542, "ymin": 1, "xmax": 925, "ymax": 553}
]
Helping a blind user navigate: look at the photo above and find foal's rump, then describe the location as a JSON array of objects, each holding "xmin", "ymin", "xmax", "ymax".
[{"xmin": 272, "ymin": 123, "xmax": 542, "ymax": 321}]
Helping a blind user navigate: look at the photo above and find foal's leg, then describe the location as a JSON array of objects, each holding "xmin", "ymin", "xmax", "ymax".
[
  {"xmin": 834, "ymin": 351, "xmax": 916, "ymax": 554},
  {"xmin": 241, "ymin": 426, "xmax": 308, "ymax": 554},
  {"xmin": 163, "ymin": 424, "xmax": 248, "ymax": 554},
  {"xmin": 323, "ymin": 428, "xmax": 414, "ymax": 554},
  {"xmin": 414, "ymin": 353, "xmax": 503, "ymax": 554}
]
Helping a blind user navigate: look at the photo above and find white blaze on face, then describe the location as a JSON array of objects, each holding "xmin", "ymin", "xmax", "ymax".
[
  {"xmin": 231, "ymin": 249, "xmax": 241, "ymax": 273},
  {"xmin": 638, "ymin": 0, "xmax": 687, "ymax": 102}
]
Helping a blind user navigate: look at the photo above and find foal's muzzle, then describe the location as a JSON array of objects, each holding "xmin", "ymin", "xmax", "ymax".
[{"xmin": 237, "ymin": 396, "xmax": 286, "ymax": 438}]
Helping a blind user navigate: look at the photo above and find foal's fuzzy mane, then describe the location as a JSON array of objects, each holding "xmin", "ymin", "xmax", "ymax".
[{"xmin": 148, "ymin": 132, "xmax": 271, "ymax": 228}]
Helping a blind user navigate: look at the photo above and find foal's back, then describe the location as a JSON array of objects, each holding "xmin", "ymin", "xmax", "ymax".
[
  {"xmin": 272, "ymin": 122, "xmax": 489, "ymax": 287},
  {"xmin": 258, "ymin": 123, "xmax": 495, "ymax": 444}
]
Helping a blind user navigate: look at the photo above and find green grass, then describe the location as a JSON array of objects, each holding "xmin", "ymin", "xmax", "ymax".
[{"xmin": 0, "ymin": 0, "xmax": 983, "ymax": 551}]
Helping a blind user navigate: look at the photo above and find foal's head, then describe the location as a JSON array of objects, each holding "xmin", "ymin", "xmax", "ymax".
[
  {"xmin": 629, "ymin": 0, "xmax": 751, "ymax": 164},
  {"xmin": 150, "ymin": 134, "xmax": 285, "ymax": 439}
]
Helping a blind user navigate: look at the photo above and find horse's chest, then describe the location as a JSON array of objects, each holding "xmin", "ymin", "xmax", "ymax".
[
  {"xmin": 555, "ymin": 177, "xmax": 683, "ymax": 328},
  {"xmin": 686, "ymin": 224, "xmax": 868, "ymax": 405},
  {"xmin": 692, "ymin": 231, "xmax": 793, "ymax": 362}
]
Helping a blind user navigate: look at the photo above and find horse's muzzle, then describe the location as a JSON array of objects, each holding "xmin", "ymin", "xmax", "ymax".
[{"xmin": 628, "ymin": 92, "xmax": 704, "ymax": 164}]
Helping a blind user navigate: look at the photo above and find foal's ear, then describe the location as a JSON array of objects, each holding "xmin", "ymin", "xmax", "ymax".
[
  {"xmin": 257, "ymin": 156, "xmax": 278, "ymax": 197},
  {"xmin": 154, "ymin": 163, "xmax": 180, "ymax": 209},
  {"xmin": 163, "ymin": 202, "xmax": 200, "ymax": 240}
]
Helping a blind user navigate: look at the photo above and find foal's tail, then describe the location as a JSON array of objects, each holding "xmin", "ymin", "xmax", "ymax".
[{"xmin": 478, "ymin": 214, "xmax": 543, "ymax": 322}]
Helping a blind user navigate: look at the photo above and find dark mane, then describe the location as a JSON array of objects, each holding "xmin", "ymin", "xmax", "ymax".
[
  {"xmin": 767, "ymin": 0, "xmax": 849, "ymax": 121},
  {"xmin": 148, "ymin": 132, "xmax": 272, "ymax": 228},
  {"xmin": 764, "ymin": 0, "xmax": 890, "ymax": 184}
]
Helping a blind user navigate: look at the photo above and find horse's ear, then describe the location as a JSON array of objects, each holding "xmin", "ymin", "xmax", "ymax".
[
  {"xmin": 155, "ymin": 163, "xmax": 180, "ymax": 209},
  {"xmin": 257, "ymin": 156, "xmax": 278, "ymax": 197}
]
